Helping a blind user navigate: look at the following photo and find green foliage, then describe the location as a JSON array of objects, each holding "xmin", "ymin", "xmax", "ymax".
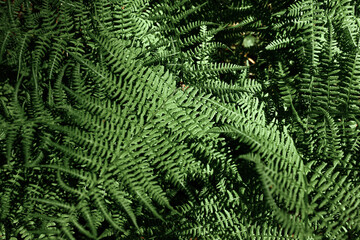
[{"xmin": 1, "ymin": 0, "xmax": 360, "ymax": 239}]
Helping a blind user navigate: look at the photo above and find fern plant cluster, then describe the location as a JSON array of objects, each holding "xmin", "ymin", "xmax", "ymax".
[{"xmin": 1, "ymin": 0, "xmax": 360, "ymax": 239}]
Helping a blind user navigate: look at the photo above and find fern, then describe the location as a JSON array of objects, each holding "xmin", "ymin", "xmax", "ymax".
[{"xmin": 2, "ymin": 0, "xmax": 360, "ymax": 239}]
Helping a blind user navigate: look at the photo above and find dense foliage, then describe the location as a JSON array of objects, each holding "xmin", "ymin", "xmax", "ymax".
[{"xmin": 1, "ymin": 0, "xmax": 360, "ymax": 239}]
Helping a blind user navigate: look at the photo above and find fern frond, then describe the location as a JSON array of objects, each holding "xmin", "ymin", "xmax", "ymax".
[
  {"xmin": 266, "ymin": 37, "xmax": 292, "ymax": 50},
  {"xmin": 92, "ymin": 190, "xmax": 129, "ymax": 234}
]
